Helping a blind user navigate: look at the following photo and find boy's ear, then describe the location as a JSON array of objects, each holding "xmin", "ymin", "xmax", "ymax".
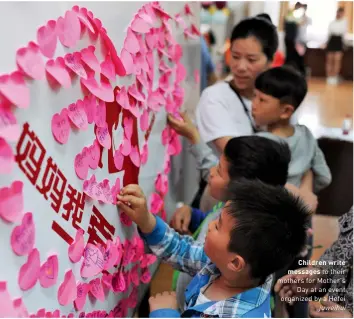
[
  {"xmin": 228, "ymin": 255, "xmax": 246, "ymax": 273},
  {"xmin": 280, "ymin": 104, "xmax": 295, "ymax": 120}
]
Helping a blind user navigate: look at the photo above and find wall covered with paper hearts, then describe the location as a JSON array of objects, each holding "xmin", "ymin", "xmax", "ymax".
[{"xmin": 0, "ymin": 1, "xmax": 201, "ymax": 317}]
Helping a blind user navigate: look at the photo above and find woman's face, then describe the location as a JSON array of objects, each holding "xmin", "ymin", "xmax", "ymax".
[{"xmin": 230, "ymin": 36, "xmax": 271, "ymax": 92}]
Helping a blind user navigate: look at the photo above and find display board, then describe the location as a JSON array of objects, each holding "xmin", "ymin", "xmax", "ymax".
[{"xmin": 0, "ymin": 1, "xmax": 201, "ymax": 317}]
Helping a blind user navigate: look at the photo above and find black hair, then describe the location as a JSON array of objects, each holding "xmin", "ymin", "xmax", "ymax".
[
  {"xmin": 255, "ymin": 66, "xmax": 308, "ymax": 110},
  {"xmin": 224, "ymin": 136, "xmax": 290, "ymax": 186},
  {"xmin": 226, "ymin": 179, "xmax": 310, "ymax": 281},
  {"xmin": 256, "ymin": 13, "xmax": 272, "ymax": 23},
  {"xmin": 337, "ymin": 7, "xmax": 344, "ymax": 13},
  {"xmin": 230, "ymin": 17, "xmax": 278, "ymax": 61}
]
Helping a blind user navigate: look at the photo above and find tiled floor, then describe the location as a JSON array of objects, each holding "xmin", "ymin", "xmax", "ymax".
[{"xmin": 148, "ymin": 78, "xmax": 352, "ymax": 302}]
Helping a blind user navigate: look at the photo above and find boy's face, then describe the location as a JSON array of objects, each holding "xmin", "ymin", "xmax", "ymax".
[
  {"xmin": 252, "ymin": 89, "xmax": 294, "ymax": 127},
  {"xmin": 208, "ymin": 154, "xmax": 230, "ymax": 201}
]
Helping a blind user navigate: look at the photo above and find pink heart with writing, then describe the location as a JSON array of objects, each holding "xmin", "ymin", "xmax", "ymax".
[
  {"xmin": 81, "ymin": 76, "xmax": 114, "ymax": 102},
  {"xmin": 68, "ymin": 100, "xmax": 88, "ymax": 130},
  {"xmin": 13, "ymin": 298, "xmax": 29, "ymax": 318},
  {"xmin": 111, "ymin": 270, "xmax": 126, "ymax": 293},
  {"xmin": 140, "ymin": 142, "xmax": 149, "ymax": 165},
  {"xmin": 100, "ymin": 55, "xmax": 115, "ymax": 81},
  {"xmin": 94, "ymin": 100, "xmax": 106, "ymax": 128},
  {"xmin": 97, "ymin": 179, "xmax": 113, "ymax": 203},
  {"xmin": 119, "ymin": 211, "xmax": 132, "ymax": 227},
  {"xmin": 37, "ymin": 20, "xmax": 57, "ymax": 58},
  {"xmin": 96, "ymin": 124, "xmax": 111, "ymax": 149},
  {"xmin": 51, "ymin": 108, "xmax": 71, "ymax": 144},
  {"xmin": 18, "ymin": 248, "xmax": 40, "ymax": 291},
  {"xmin": 0, "ymin": 180, "xmax": 24, "ymax": 223},
  {"xmin": 124, "ymin": 28, "xmax": 140, "ymax": 54},
  {"xmin": 83, "ymin": 95, "xmax": 96, "ymax": 125},
  {"xmin": 74, "ymin": 282, "xmax": 89, "ymax": 311},
  {"xmin": 130, "ymin": 145, "xmax": 140, "ymax": 168},
  {"xmin": 57, "ymin": 270, "xmax": 77, "ymax": 306},
  {"xmin": 88, "ymin": 139, "xmax": 100, "ymax": 169},
  {"xmin": 81, "ymin": 46, "xmax": 101, "ymax": 73},
  {"xmin": 111, "ymin": 177, "xmax": 121, "ymax": 205},
  {"xmin": 140, "ymin": 267, "xmax": 152, "ymax": 284},
  {"xmin": 11, "ymin": 212, "xmax": 35, "ymax": 256},
  {"xmin": 0, "ymin": 104, "xmax": 20, "ymax": 142},
  {"xmin": 113, "ymin": 149, "xmax": 124, "ymax": 171},
  {"xmin": 56, "ymin": 10, "xmax": 81, "ymax": 48},
  {"xmin": 39, "ymin": 254, "xmax": 59, "ymax": 288},
  {"xmin": 73, "ymin": 6, "xmax": 96, "ymax": 34},
  {"xmin": 89, "ymin": 278, "xmax": 105, "ymax": 302},
  {"xmin": 155, "ymin": 173, "xmax": 168, "ymax": 195},
  {"xmin": 149, "ymin": 192, "xmax": 163, "ymax": 215},
  {"xmin": 64, "ymin": 52, "xmax": 88, "ymax": 79},
  {"xmin": 16, "ymin": 42, "xmax": 45, "ymax": 80},
  {"xmin": 101, "ymin": 272, "xmax": 113, "ymax": 290},
  {"xmin": 83, "ymin": 174, "xmax": 97, "ymax": 199},
  {"xmin": 0, "ymin": 72, "xmax": 30, "ymax": 109},
  {"xmin": 80, "ymin": 243, "xmax": 105, "ymax": 278},
  {"xmin": 45, "ymin": 57, "xmax": 71, "ymax": 88},
  {"xmin": 122, "ymin": 240, "xmax": 135, "ymax": 266},
  {"xmin": 0, "ymin": 137, "xmax": 14, "ymax": 174},
  {"xmin": 103, "ymin": 240, "xmax": 119, "ymax": 271},
  {"xmin": 120, "ymin": 49, "xmax": 135, "ymax": 75},
  {"xmin": 74, "ymin": 151, "xmax": 89, "ymax": 180},
  {"xmin": 131, "ymin": 14, "xmax": 151, "ymax": 34},
  {"xmin": 68, "ymin": 228, "xmax": 85, "ymax": 263}
]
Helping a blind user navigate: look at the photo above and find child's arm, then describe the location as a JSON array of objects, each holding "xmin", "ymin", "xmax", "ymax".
[
  {"xmin": 117, "ymin": 185, "xmax": 210, "ymax": 276},
  {"xmin": 300, "ymin": 169, "xmax": 314, "ymax": 192},
  {"xmin": 311, "ymin": 142, "xmax": 332, "ymax": 193}
]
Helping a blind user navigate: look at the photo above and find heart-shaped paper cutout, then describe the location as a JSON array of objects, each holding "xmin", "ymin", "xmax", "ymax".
[
  {"xmin": 141, "ymin": 253, "xmax": 157, "ymax": 268},
  {"xmin": 88, "ymin": 139, "xmax": 100, "ymax": 169},
  {"xmin": 120, "ymin": 49, "xmax": 134, "ymax": 75},
  {"xmin": 96, "ymin": 124, "xmax": 111, "ymax": 149},
  {"xmin": 136, "ymin": 72, "xmax": 149, "ymax": 89},
  {"xmin": 0, "ymin": 104, "xmax": 20, "ymax": 142},
  {"xmin": 74, "ymin": 151, "xmax": 89, "ymax": 180},
  {"xmin": 57, "ymin": 270, "xmax": 77, "ymax": 306},
  {"xmin": 57, "ymin": 10, "xmax": 81, "ymax": 48},
  {"xmin": 81, "ymin": 76, "xmax": 114, "ymax": 102},
  {"xmin": 0, "ymin": 137, "xmax": 14, "ymax": 174},
  {"xmin": 0, "ymin": 72, "xmax": 30, "ymax": 109},
  {"xmin": 149, "ymin": 192, "xmax": 163, "ymax": 215},
  {"xmin": 94, "ymin": 100, "xmax": 107, "ymax": 128},
  {"xmin": 64, "ymin": 52, "xmax": 88, "ymax": 79},
  {"xmin": 68, "ymin": 100, "xmax": 88, "ymax": 130},
  {"xmin": 83, "ymin": 95, "xmax": 97, "ymax": 124},
  {"xmin": 103, "ymin": 240, "xmax": 119, "ymax": 271},
  {"xmin": 101, "ymin": 272, "xmax": 113, "ymax": 290},
  {"xmin": 100, "ymin": 55, "xmax": 115, "ymax": 81},
  {"xmin": 175, "ymin": 62, "xmax": 187, "ymax": 83},
  {"xmin": 163, "ymin": 154, "xmax": 171, "ymax": 174},
  {"xmin": 122, "ymin": 240, "xmax": 135, "ymax": 266},
  {"xmin": 74, "ymin": 282, "xmax": 89, "ymax": 311},
  {"xmin": 13, "ymin": 298, "xmax": 29, "ymax": 318},
  {"xmin": 140, "ymin": 142, "xmax": 149, "ymax": 165},
  {"xmin": 111, "ymin": 270, "xmax": 126, "ymax": 293},
  {"xmin": 45, "ymin": 57, "xmax": 71, "ymax": 88},
  {"xmin": 140, "ymin": 110, "xmax": 149, "ymax": 131},
  {"xmin": 10, "ymin": 212, "xmax": 35, "ymax": 256},
  {"xmin": 123, "ymin": 28, "xmax": 140, "ymax": 54},
  {"xmin": 37, "ymin": 20, "xmax": 57, "ymax": 58},
  {"xmin": 140, "ymin": 266, "xmax": 152, "ymax": 284},
  {"xmin": 18, "ymin": 248, "xmax": 40, "ymax": 291},
  {"xmin": 0, "ymin": 180, "xmax": 24, "ymax": 223},
  {"xmin": 133, "ymin": 53, "xmax": 149, "ymax": 75},
  {"xmin": 81, "ymin": 46, "xmax": 101, "ymax": 73},
  {"xmin": 116, "ymin": 86, "xmax": 130, "ymax": 110},
  {"xmin": 39, "ymin": 254, "xmax": 59, "ymax": 288},
  {"xmin": 83, "ymin": 174, "xmax": 97, "ymax": 199},
  {"xmin": 129, "ymin": 145, "xmax": 140, "ymax": 168},
  {"xmin": 80, "ymin": 243, "xmax": 105, "ymax": 278},
  {"xmin": 111, "ymin": 177, "xmax": 121, "ymax": 205},
  {"xmin": 68, "ymin": 228, "xmax": 85, "ymax": 263},
  {"xmin": 131, "ymin": 14, "xmax": 151, "ymax": 34},
  {"xmin": 136, "ymin": 33, "xmax": 147, "ymax": 55},
  {"xmin": 119, "ymin": 211, "xmax": 132, "ymax": 227},
  {"xmin": 16, "ymin": 42, "xmax": 45, "ymax": 80},
  {"xmin": 155, "ymin": 173, "xmax": 168, "ymax": 196},
  {"xmin": 51, "ymin": 108, "xmax": 71, "ymax": 144},
  {"xmin": 89, "ymin": 278, "xmax": 105, "ymax": 302},
  {"xmin": 119, "ymin": 136, "xmax": 131, "ymax": 156},
  {"xmin": 113, "ymin": 149, "xmax": 124, "ymax": 171}
]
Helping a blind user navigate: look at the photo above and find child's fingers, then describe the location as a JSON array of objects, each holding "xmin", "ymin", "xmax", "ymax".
[
  {"xmin": 117, "ymin": 194, "xmax": 140, "ymax": 207},
  {"xmin": 121, "ymin": 184, "xmax": 144, "ymax": 197},
  {"xmin": 117, "ymin": 201, "xmax": 135, "ymax": 216}
]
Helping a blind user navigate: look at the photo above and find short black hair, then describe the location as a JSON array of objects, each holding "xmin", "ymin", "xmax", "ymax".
[
  {"xmin": 226, "ymin": 179, "xmax": 310, "ymax": 282},
  {"xmin": 224, "ymin": 136, "xmax": 290, "ymax": 186},
  {"xmin": 230, "ymin": 17, "xmax": 278, "ymax": 61},
  {"xmin": 256, "ymin": 13, "xmax": 272, "ymax": 23},
  {"xmin": 255, "ymin": 66, "xmax": 308, "ymax": 110},
  {"xmin": 337, "ymin": 7, "xmax": 344, "ymax": 13}
]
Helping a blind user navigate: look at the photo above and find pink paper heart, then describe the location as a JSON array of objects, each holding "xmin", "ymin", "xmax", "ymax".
[
  {"xmin": 45, "ymin": 58, "xmax": 71, "ymax": 88},
  {"xmin": 128, "ymin": 83, "xmax": 145, "ymax": 103},
  {"xmin": 64, "ymin": 52, "xmax": 88, "ymax": 79},
  {"xmin": 0, "ymin": 104, "xmax": 20, "ymax": 142},
  {"xmin": 112, "ymin": 270, "xmax": 126, "ymax": 293},
  {"xmin": 88, "ymin": 139, "xmax": 100, "ymax": 169},
  {"xmin": 161, "ymin": 126, "xmax": 171, "ymax": 145},
  {"xmin": 10, "ymin": 212, "xmax": 35, "ymax": 256},
  {"xmin": 184, "ymin": 3, "xmax": 193, "ymax": 15},
  {"xmin": 0, "ymin": 282, "xmax": 16, "ymax": 317},
  {"xmin": 81, "ymin": 46, "xmax": 101, "ymax": 73},
  {"xmin": 168, "ymin": 133, "xmax": 182, "ymax": 156},
  {"xmin": 152, "ymin": 3, "xmax": 172, "ymax": 20},
  {"xmin": 0, "ymin": 72, "xmax": 30, "ymax": 109},
  {"xmin": 120, "ymin": 49, "xmax": 134, "ymax": 76},
  {"xmin": 81, "ymin": 243, "xmax": 105, "ymax": 278},
  {"xmin": 123, "ymin": 116, "xmax": 133, "ymax": 139},
  {"xmin": 163, "ymin": 154, "xmax": 171, "ymax": 174},
  {"xmin": 16, "ymin": 42, "xmax": 45, "ymax": 80},
  {"xmin": 175, "ymin": 62, "xmax": 187, "ymax": 83},
  {"xmin": 101, "ymin": 272, "xmax": 113, "ymax": 290},
  {"xmin": 74, "ymin": 151, "xmax": 89, "ymax": 180},
  {"xmin": 124, "ymin": 28, "xmax": 140, "ymax": 54},
  {"xmin": 13, "ymin": 298, "xmax": 29, "ymax": 318},
  {"xmin": 136, "ymin": 72, "xmax": 149, "ymax": 89},
  {"xmin": 96, "ymin": 179, "xmax": 113, "ymax": 203},
  {"xmin": 81, "ymin": 76, "xmax": 114, "ymax": 102},
  {"xmin": 149, "ymin": 192, "xmax": 163, "ymax": 215},
  {"xmin": 129, "ymin": 264, "xmax": 140, "ymax": 286},
  {"xmin": 131, "ymin": 14, "xmax": 151, "ymax": 33},
  {"xmin": 36, "ymin": 308, "xmax": 46, "ymax": 317},
  {"xmin": 104, "ymin": 240, "xmax": 120, "ymax": 270},
  {"xmin": 122, "ymin": 240, "xmax": 135, "ymax": 266},
  {"xmin": 131, "ymin": 236, "xmax": 145, "ymax": 262},
  {"xmin": 68, "ymin": 100, "xmax": 88, "ymax": 130},
  {"xmin": 0, "ymin": 180, "xmax": 24, "ymax": 223},
  {"xmin": 136, "ymin": 34, "xmax": 147, "ymax": 55},
  {"xmin": 194, "ymin": 69, "xmax": 200, "ymax": 84},
  {"xmin": 73, "ymin": 6, "xmax": 96, "ymax": 34},
  {"xmin": 119, "ymin": 136, "xmax": 131, "ymax": 156},
  {"xmin": 100, "ymin": 55, "xmax": 115, "ymax": 81},
  {"xmin": 89, "ymin": 278, "xmax": 105, "ymax": 302},
  {"xmin": 147, "ymin": 90, "xmax": 165, "ymax": 112},
  {"xmin": 57, "ymin": 270, "xmax": 77, "ymax": 306},
  {"xmin": 39, "ymin": 255, "xmax": 59, "ymax": 288},
  {"xmin": 83, "ymin": 95, "xmax": 97, "ymax": 124},
  {"xmin": 134, "ymin": 53, "xmax": 149, "ymax": 75},
  {"xmin": 68, "ymin": 228, "xmax": 85, "ymax": 263},
  {"xmin": 130, "ymin": 145, "xmax": 140, "ymax": 168},
  {"xmin": 96, "ymin": 124, "xmax": 111, "ymax": 149},
  {"xmin": 51, "ymin": 108, "xmax": 70, "ymax": 144},
  {"xmin": 119, "ymin": 211, "xmax": 132, "ymax": 227},
  {"xmin": 83, "ymin": 174, "xmax": 97, "ymax": 199},
  {"xmin": 56, "ymin": 10, "xmax": 81, "ymax": 48},
  {"xmin": 94, "ymin": 100, "xmax": 107, "ymax": 128},
  {"xmin": 116, "ymin": 86, "xmax": 130, "ymax": 110},
  {"xmin": 159, "ymin": 71, "xmax": 171, "ymax": 92},
  {"xmin": 165, "ymin": 94, "xmax": 176, "ymax": 113},
  {"xmin": 74, "ymin": 282, "xmax": 89, "ymax": 311},
  {"xmin": 190, "ymin": 23, "xmax": 201, "ymax": 36},
  {"xmin": 141, "ymin": 254, "xmax": 157, "ymax": 268},
  {"xmin": 111, "ymin": 177, "xmax": 121, "ymax": 205},
  {"xmin": 114, "ymin": 149, "xmax": 124, "ymax": 171},
  {"xmin": 155, "ymin": 173, "xmax": 168, "ymax": 195},
  {"xmin": 140, "ymin": 110, "xmax": 149, "ymax": 131},
  {"xmin": 18, "ymin": 248, "xmax": 40, "ymax": 291},
  {"xmin": 140, "ymin": 142, "xmax": 149, "ymax": 165},
  {"xmin": 140, "ymin": 267, "xmax": 152, "ymax": 284},
  {"xmin": 37, "ymin": 20, "xmax": 57, "ymax": 58},
  {"xmin": 0, "ymin": 137, "xmax": 14, "ymax": 174}
]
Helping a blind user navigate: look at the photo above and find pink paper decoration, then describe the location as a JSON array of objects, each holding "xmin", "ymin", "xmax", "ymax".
[
  {"xmin": 18, "ymin": 248, "xmax": 40, "ymax": 291},
  {"xmin": 0, "ymin": 180, "xmax": 24, "ymax": 223},
  {"xmin": 39, "ymin": 255, "xmax": 59, "ymax": 288},
  {"xmin": 16, "ymin": 42, "xmax": 45, "ymax": 80},
  {"xmin": 0, "ymin": 72, "xmax": 30, "ymax": 109},
  {"xmin": 57, "ymin": 270, "xmax": 77, "ymax": 306},
  {"xmin": 10, "ymin": 212, "xmax": 35, "ymax": 256},
  {"xmin": 0, "ymin": 137, "xmax": 14, "ymax": 174},
  {"xmin": 80, "ymin": 243, "xmax": 105, "ymax": 278},
  {"xmin": 64, "ymin": 52, "xmax": 88, "ymax": 79},
  {"xmin": 51, "ymin": 108, "xmax": 71, "ymax": 144},
  {"xmin": 56, "ymin": 10, "xmax": 81, "ymax": 48},
  {"xmin": 45, "ymin": 57, "xmax": 71, "ymax": 88},
  {"xmin": 74, "ymin": 282, "xmax": 89, "ymax": 311},
  {"xmin": 37, "ymin": 20, "xmax": 57, "ymax": 58},
  {"xmin": 68, "ymin": 228, "xmax": 85, "ymax": 263}
]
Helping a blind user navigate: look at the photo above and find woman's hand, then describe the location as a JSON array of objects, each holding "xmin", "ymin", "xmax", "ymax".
[{"xmin": 167, "ymin": 112, "xmax": 200, "ymax": 144}]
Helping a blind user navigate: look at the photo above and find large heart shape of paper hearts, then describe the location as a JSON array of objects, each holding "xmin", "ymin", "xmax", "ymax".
[
  {"xmin": 68, "ymin": 228, "xmax": 85, "ymax": 263},
  {"xmin": 18, "ymin": 248, "xmax": 40, "ymax": 291},
  {"xmin": 10, "ymin": 212, "xmax": 35, "ymax": 256},
  {"xmin": 0, "ymin": 180, "xmax": 24, "ymax": 223},
  {"xmin": 39, "ymin": 254, "xmax": 59, "ymax": 288},
  {"xmin": 80, "ymin": 243, "xmax": 105, "ymax": 278},
  {"xmin": 16, "ymin": 42, "xmax": 45, "ymax": 80},
  {"xmin": 57, "ymin": 270, "xmax": 77, "ymax": 306}
]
